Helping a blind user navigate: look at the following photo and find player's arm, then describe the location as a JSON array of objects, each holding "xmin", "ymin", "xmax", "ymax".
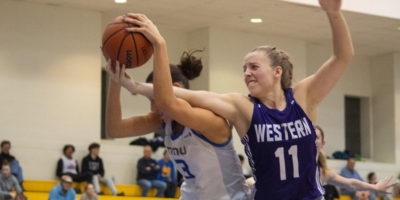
[
  {"xmin": 326, "ymin": 168, "xmax": 396, "ymax": 193},
  {"xmin": 105, "ymin": 62, "xmax": 161, "ymax": 138},
  {"xmin": 294, "ymin": 0, "xmax": 354, "ymax": 109},
  {"xmin": 124, "ymin": 14, "xmax": 232, "ymax": 143}
]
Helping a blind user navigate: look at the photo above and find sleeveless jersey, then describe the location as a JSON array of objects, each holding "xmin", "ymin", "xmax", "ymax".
[
  {"xmin": 163, "ymin": 121, "xmax": 250, "ymax": 200},
  {"xmin": 241, "ymin": 88, "xmax": 325, "ymax": 200}
]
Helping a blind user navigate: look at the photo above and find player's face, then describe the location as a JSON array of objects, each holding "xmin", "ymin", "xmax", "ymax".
[
  {"xmin": 243, "ymin": 51, "xmax": 279, "ymax": 97},
  {"xmin": 315, "ymin": 129, "xmax": 325, "ymax": 152}
]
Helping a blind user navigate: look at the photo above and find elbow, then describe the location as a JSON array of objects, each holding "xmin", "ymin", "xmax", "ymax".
[
  {"xmin": 154, "ymin": 97, "xmax": 173, "ymax": 111},
  {"xmin": 105, "ymin": 121, "xmax": 119, "ymax": 138},
  {"xmin": 337, "ymin": 49, "xmax": 355, "ymax": 63}
]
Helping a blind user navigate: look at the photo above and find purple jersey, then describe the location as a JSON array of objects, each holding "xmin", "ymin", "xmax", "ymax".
[{"xmin": 241, "ymin": 88, "xmax": 324, "ymax": 200}]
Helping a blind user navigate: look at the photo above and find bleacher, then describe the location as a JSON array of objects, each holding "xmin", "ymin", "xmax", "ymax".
[
  {"xmin": 22, "ymin": 180, "xmax": 400, "ymax": 200},
  {"xmin": 23, "ymin": 180, "xmax": 179, "ymax": 200}
]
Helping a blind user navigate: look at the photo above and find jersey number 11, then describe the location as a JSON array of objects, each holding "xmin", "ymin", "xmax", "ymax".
[{"xmin": 274, "ymin": 145, "xmax": 299, "ymax": 180}]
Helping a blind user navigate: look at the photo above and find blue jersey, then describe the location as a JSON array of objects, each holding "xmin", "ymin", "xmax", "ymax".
[{"xmin": 241, "ymin": 88, "xmax": 324, "ymax": 200}]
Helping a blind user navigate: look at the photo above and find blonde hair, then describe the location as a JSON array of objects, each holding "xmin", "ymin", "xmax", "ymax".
[
  {"xmin": 318, "ymin": 151, "xmax": 328, "ymax": 178},
  {"xmin": 250, "ymin": 46, "xmax": 293, "ymax": 89}
]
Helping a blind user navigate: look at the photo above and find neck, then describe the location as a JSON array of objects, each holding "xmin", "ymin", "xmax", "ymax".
[
  {"xmin": 258, "ymin": 88, "xmax": 286, "ymax": 110},
  {"xmin": 90, "ymin": 153, "xmax": 97, "ymax": 159}
]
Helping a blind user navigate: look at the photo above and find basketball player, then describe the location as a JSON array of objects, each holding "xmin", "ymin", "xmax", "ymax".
[
  {"xmin": 315, "ymin": 126, "xmax": 397, "ymax": 195},
  {"xmin": 106, "ymin": 57, "xmax": 250, "ymax": 199},
  {"xmin": 120, "ymin": 0, "xmax": 353, "ymax": 199}
]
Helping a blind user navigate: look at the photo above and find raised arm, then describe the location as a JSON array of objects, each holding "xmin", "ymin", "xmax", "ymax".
[
  {"xmin": 105, "ymin": 60, "xmax": 161, "ymax": 138},
  {"xmin": 295, "ymin": 0, "xmax": 354, "ymax": 109},
  {"xmin": 325, "ymin": 168, "xmax": 396, "ymax": 194},
  {"xmin": 123, "ymin": 14, "xmax": 234, "ymax": 142}
]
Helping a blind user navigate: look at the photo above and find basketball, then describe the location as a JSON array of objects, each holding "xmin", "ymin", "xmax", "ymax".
[{"xmin": 101, "ymin": 16, "xmax": 153, "ymax": 68}]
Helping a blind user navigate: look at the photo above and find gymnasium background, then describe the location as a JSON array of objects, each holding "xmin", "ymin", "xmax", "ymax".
[{"xmin": 0, "ymin": 0, "xmax": 399, "ymax": 185}]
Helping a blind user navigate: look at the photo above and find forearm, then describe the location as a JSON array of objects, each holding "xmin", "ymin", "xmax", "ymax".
[
  {"xmin": 152, "ymin": 38, "xmax": 176, "ymax": 109},
  {"xmin": 347, "ymin": 179, "xmax": 376, "ymax": 191},
  {"xmin": 326, "ymin": 11, "xmax": 354, "ymax": 61},
  {"xmin": 105, "ymin": 80, "xmax": 123, "ymax": 137}
]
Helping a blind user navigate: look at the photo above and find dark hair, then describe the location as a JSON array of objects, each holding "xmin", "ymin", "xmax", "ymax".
[
  {"xmin": 2, "ymin": 161, "xmax": 10, "ymax": 168},
  {"xmin": 88, "ymin": 143, "xmax": 100, "ymax": 152},
  {"xmin": 63, "ymin": 144, "xmax": 75, "ymax": 154},
  {"xmin": 146, "ymin": 50, "xmax": 203, "ymax": 89},
  {"xmin": 250, "ymin": 46, "xmax": 293, "ymax": 89},
  {"xmin": 367, "ymin": 172, "xmax": 375, "ymax": 181},
  {"xmin": 1, "ymin": 140, "xmax": 10, "ymax": 148}
]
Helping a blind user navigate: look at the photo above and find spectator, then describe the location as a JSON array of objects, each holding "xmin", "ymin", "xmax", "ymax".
[
  {"xmin": 81, "ymin": 143, "xmax": 122, "ymax": 196},
  {"xmin": 0, "ymin": 162, "xmax": 22, "ymax": 200},
  {"xmin": 79, "ymin": 184, "xmax": 97, "ymax": 200},
  {"xmin": 367, "ymin": 172, "xmax": 377, "ymax": 200},
  {"xmin": 340, "ymin": 157, "xmax": 363, "ymax": 199},
  {"xmin": 48, "ymin": 175, "xmax": 76, "ymax": 200},
  {"xmin": 56, "ymin": 145, "xmax": 92, "ymax": 188},
  {"xmin": 157, "ymin": 150, "xmax": 176, "ymax": 198},
  {"xmin": 137, "ymin": 145, "xmax": 166, "ymax": 197},
  {"xmin": 238, "ymin": 154, "xmax": 251, "ymax": 179},
  {"xmin": 0, "ymin": 141, "xmax": 23, "ymax": 185}
]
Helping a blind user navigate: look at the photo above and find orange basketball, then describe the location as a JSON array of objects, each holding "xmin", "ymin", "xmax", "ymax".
[{"xmin": 101, "ymin": 16, "xmax": 153, "ymax": 68}]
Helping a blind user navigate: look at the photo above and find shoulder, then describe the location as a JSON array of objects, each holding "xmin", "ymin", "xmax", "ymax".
[
  {"xmin": 68, "ymin": 188, "xmax": 77, "ymax": 196},
  {"xmin": 10, "ymin": 175, "xmax": 19, "ymax": 183},
  {"xmin": 82, "ymin": 155, "xmax": 90, "ymax": 161}
]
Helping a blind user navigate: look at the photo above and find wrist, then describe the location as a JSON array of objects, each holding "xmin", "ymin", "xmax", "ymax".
[
  {"xmin": 153, "ymin": 37, "xmax": 166, "ymax": 49},
  {"xmin": 325, "ymin": 10, "xmax": 342, "ymax": 17}
]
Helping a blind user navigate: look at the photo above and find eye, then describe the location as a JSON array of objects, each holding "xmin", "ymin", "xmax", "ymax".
[{"xmin": 250, "ymin": 64, "xmax": 258, "ymax": 70}]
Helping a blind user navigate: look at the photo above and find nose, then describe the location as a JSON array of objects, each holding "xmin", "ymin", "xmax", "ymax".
[{"xmin": 244, "ymin": 66, "xmax": 252, "ymax": 76}]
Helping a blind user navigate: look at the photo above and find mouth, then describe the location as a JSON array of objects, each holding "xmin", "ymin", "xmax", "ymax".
[{"xmin": 246, "ymin": 80, "xmax": 256, "ymax": 86}]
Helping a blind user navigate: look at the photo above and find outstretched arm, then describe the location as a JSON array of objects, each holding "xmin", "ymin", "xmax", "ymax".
[
  {"xmin": 105, "ymin": 60, "xmax": 161, "ymax": 138},
  {"xmin": 295, "ymin": 0, "xmax": 354, "ymax": 109},
  {"xmin": 123, "ymin": 14, "xmax": 231, "ymax": 142},
  {"xmin": 326, "ymin": 169, "xmax": 396, "ymax": 194},
  {"xmin": 124, "ymin": 14, "xmax": 252, "ymax": 137}
]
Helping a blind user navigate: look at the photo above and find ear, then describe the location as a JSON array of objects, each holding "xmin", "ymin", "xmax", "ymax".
[
  {"xmin": 274, "ymin": 66, "xmax": 283, "ymax": 77},
  {"xmin": 173, "ymin": 82, "xmax": 183, "ymax": 88}
]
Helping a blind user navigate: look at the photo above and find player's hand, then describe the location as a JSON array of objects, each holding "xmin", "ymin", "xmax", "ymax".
[
  {"xmin": 155, "ymin": 165, "xmax": 160, "ymax": 170},
  {"xmin": 145, "ymin": 166, "xmax": 151, "ymax": 171},
  {"xmin": 319, "ymin": 0, "xmax": 342, "ymax": 14},
  {"xmin": 375, "ymin": 176, "xmax": 398, "ymax": 194},
  {"xmin": 124, "ymin": 13, "xmax": 165, "ymax": 47},
  {"xmin": 105, "ymin": 59, "xmax": 138, "ymax": 95}
]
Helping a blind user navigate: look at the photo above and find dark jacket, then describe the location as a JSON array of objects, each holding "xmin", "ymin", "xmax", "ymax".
[
  {"xmin": 137, "ymin": 157, "xmax": 160, "ymax": 180},
  {"xmin": 81, "ymin": 155, "xmax": 104, "ymax": 177}
]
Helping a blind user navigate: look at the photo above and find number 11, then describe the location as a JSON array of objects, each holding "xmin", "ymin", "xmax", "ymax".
[{"xmin": 274, "ymin": 145, "xmax": 299, "ymax": 180}]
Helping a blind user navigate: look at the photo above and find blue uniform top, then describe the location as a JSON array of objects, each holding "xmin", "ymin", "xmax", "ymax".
[{"xmin": 241, "ymin": 88, "xmax": 324, "ymax": 200}]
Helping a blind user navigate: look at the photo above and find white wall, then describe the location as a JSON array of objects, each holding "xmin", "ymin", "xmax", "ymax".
[
  {"xmin": 393, "ymin": 53, "xmax": 400, "ymax": 166},
  {"xmin": 306, "ymin": 43, "xmax": 373, "ymax": 158},
  {"xmin": 0, "ymin": 0, "xmax": 102, "ymax": 180},
  {"xmin": 371, "ymin": 54, "xmax": 395, "ymax": 163}
]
